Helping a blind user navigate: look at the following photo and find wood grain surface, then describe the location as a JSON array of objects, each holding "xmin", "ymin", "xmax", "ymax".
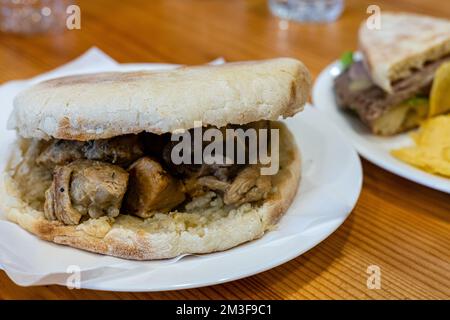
[{"xmin": 0, "ymin": 0, "xmax": 449, "ymax": 300}]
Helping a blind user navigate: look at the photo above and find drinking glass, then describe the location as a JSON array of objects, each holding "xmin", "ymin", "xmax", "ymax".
[
  {"xmin": 268, "ymin": 0, "xmax": 344, "ymax": 23},
  {"xmin": 0, "ymin": 0, "xmax": 70, "ymax": 34}
]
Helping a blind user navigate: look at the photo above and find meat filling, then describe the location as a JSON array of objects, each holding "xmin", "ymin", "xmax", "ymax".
[
  {"xmin": 224, "ymin": 166, "xmax": 272, "ymax": 206},
  {"xmin": 37, "ymin": 135, "xmax": 144, "ymax": 167},
  {"xmin": 83, "ymin": 135, "xmax": 144, "ymax": 165},
  {"xmin": 36, "ymin": 140, "xmax": 84, "ymax": 167},
  {"xmin": 183, "ymin": 166, "xmax": 272, "ymax": 206},
  {"xmin": 31, "ymin": 121, "xmax": 274, "ymax": 225},
  {"xmin": 162, "ymin": 121, "xmax": 270, "ymax": 181},
  {"xmin": 334, "ymin": 55, "xmax": 450, "ymax": 134},
  {"xmin": 123, "ymin": 157, "xmax": 186, "ymax": 218},
  {"xmin": 44, "ymin": 160, "xmax": 129, "ymax": 225}
]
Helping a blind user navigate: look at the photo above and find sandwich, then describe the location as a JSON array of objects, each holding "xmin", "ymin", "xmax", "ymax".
[
  {"xmin": 334, "ymin": 12, "xmax": 450, "ymax": 135},
  {"xmin": 0, "ymin": 58, "xmax": 311, "ymax": 260}
]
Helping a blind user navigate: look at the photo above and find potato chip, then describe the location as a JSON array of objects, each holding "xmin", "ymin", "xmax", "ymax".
[
  {"xmin": 391, "ymin": 115, "xmax": 450, "ymax": 177},
  {"xmin": 429, "ymin": 62, "xmax": 450, "ymax": 117}
]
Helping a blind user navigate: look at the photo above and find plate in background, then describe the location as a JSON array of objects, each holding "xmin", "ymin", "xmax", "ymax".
[{"xmin": 313, "ymin": 60, "xmax": 450, "ymax": 194}]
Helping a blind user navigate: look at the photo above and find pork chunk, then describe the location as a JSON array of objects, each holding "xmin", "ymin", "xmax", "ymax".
[
  {"xmin": 82, "ymin": 135, "xmax": 144, "ymax": 165},
  {"xmin": 37, "ymin": 135, "xmax": 144, "ymax": 167},
  {"xmin": 44, "ymin": 160, "xmax": 129, "ymax": 225},
  {"xmin": 161, "ymin": 121, "xmax": 270, "ymax": 181},
  {"xmin": 183, "ymin": 166, "xmax": 272, "ymax": 206},
  {"xmin": 36, "ymin": 140, "xmax": 84, "ymax": 166},
  {"xmin": 124, "ymin": 157, "xmax": 186, "ymax": 218},
  {"xmin": 224, "ymin": 166, "xmax": 271, "ymax": 206}
]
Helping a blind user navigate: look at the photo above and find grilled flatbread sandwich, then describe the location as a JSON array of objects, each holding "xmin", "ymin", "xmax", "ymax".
[
  {"xmin": 334, "ymin": 12, "xmax": 450, "ymax": 135},
  {"xmin": 0, "ymin": 58, "xmax": 311, "ymax": 260}
]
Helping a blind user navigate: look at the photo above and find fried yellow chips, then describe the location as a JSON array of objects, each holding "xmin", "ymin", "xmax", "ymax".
[
  {"xmin": 391, "ymin": 115, "xmax": 450, "ymax": 177},
  {"xmin": 429, "ymin": 62, "xmax": 450, "ymax": 117}
]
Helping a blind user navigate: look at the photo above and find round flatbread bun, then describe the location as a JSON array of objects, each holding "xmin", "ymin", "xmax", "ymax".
[
  {"xmin": 8, "ymin": 58, "xmax": 311, "ymax": 141},
  {"xmin": 0, "ymin": 122, "xmax": 300, "ymax": 260}
]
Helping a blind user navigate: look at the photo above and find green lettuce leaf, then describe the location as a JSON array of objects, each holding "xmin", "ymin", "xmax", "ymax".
[{"xmin": 340, "ymin": 51, "xmax": 354, "ymax": 70}]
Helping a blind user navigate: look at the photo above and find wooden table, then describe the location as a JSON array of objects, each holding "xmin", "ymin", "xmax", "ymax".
[{"xmin": 0, "ymin": 0, "xmax": 449, "ymax": 300}]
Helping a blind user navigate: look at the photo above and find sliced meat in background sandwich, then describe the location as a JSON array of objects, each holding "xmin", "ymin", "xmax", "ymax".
[
  {"xmin": 1, "ymin": 58, "xmax": 311, "ymax": 260},
  {"xmin": 334, "ymin": 12, "xmax": 450, "ymax": 135}
]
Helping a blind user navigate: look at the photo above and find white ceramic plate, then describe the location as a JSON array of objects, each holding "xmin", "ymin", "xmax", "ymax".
[
  {"xmin": 313, "ymin": 60, "xmax": 450, "ymax": 194},
  {"xmin": 0, "ymin": 56, "xmax": 362, "ymax": 291}
]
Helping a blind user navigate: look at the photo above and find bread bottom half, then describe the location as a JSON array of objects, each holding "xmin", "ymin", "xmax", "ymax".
[{"xmin": 0, "ymin": 122, "xmax": 301, "ymax": 260}]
